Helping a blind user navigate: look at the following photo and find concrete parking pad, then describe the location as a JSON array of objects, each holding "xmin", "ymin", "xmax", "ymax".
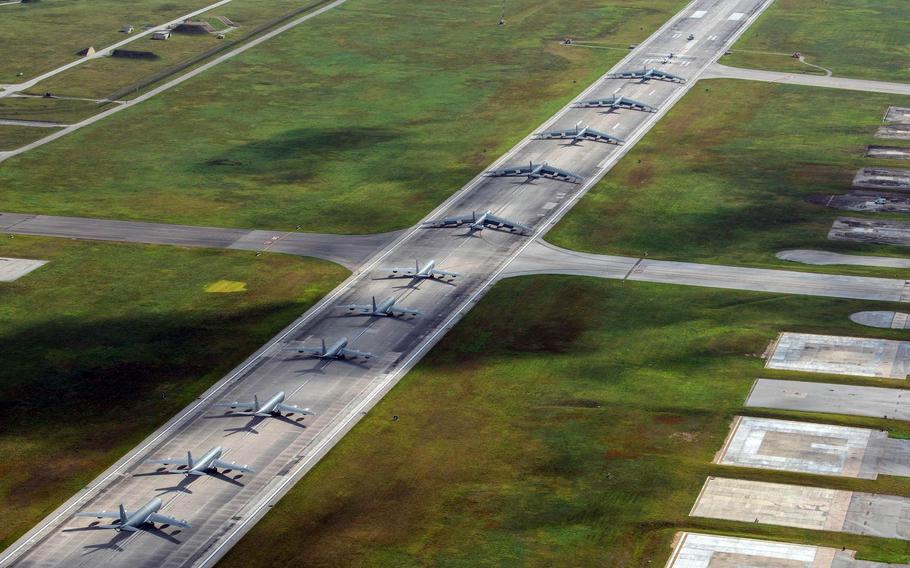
[
  {"xmin": 810, "ymin": 191, "xmax": 910, "ymax": 212},
  {"xmin": 766, "ymin": 332, "xmax": 910, "ymax": 379},
  {"xmin": 866, "ymin": 146, "xmax": 910, "ymax": 160},
  {"xmin": 0, "ymin": 257, "xmax": 46, "ymax": 281},
  {"xmin": 716, "ymin": 416, "xmax": 881, "ymax": 478},
  {"xmin": 877, "ymin": 125, "xmax": 910, "ymax": 140},
  {"xmin": 852, "ymin": 167, "xmax": 910, "ymax": 191},
  {"xmin": 829, "ymin": 217, "xmax": 910, "ymax": 247},
  {"xmin": 746, "ymin": 379, "xmax": 910, "ymax": 421},
  {"xmin": 851, "ymin": 311, "xmax": 910, "ymax": 329},
  {"xmin": 885, "ymin": 107, "xmax": 910, "ymax": 123},
  {"xmin": 665, "ymin": 532, "xmax": 875, "ymax": 568},
  {"xmin": 690, "ymin": 477, "xmax": 850, "ymax": 531}
]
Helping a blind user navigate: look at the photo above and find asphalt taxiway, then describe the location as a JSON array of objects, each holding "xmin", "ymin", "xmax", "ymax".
[{"xmin": 0, "ymin": 1, "xmax": 782, "ymax": 566}]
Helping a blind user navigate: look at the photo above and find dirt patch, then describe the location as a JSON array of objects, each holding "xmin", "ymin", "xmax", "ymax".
[{"xmin": 670, "ymin": 431, "xmax": 698, "ymax": 442}]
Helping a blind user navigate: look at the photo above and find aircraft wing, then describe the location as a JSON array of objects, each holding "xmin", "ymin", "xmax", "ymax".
[
  {"xmin": 539, "ymin": 164, "xmax": 582, "ymax": 183},
  {"xmin": 291, "ymin": 346, "xmax": 325, "ymax": 357},
  {"xmin": 213, "ymin": 400, "xmax": 255, "ymax": 411},
  {"xmin": 482, "ymin": 213, "xmax": 532, "ymax": 234},
  {"xmin": 275, "ymin": 402, "xmax": 314, "ymax": 416},
  {"xmin": 146, "ymin": 457, "xmax": 190, "ymax": 467},
  {"xmin": 651, "ymin": 69, "xmax": 685, "ymax": 82},
  {"xmin": 147, "ymin": 513, "xmax": 191, "ymax": 528},
  {"xmin": 211, "ymin": 459, "xmax": 255, "ymax": 473},
  {"xmin": 390, "ymin": 305, "xmax": 421, "ymax": 316},
  {"xmin": 337, "ymin": 303, "xmax": 371, "ymax": 313},
  {"xmin": 430, "ymin": 268, "xmax": 460, "ymax": 278},
  {"xmin": 486, "ymin": 164, "xmax": 533, "ymax": 177},
  {"xmin": 341, "ymin": 348, "xmax": 373, "ymax": 359},
  {"xmin": 421, "ymin": 213, "xmax": 476, "ymax": 228},
  {"xmin": 536, "ymin": 128, "xmax": 578, "ymax": 140},
  {"xmin": 74, "ymin": 510, "xmax": 124, "ymax": 519},
  {"xmin": 578, "ymin": 127, "xmax": 623, "ymax": 144},
  {"xmin": 386, "ymin": 267, "xmax": 417, "ymax": 276}
]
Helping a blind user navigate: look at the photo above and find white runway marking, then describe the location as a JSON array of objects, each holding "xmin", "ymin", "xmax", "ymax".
[
  {"xmin": 690, "ymin": 10, "xmax": 706, "ymax": 18},
  {"xmin": 728, "ymin": 12, "xmax": 745, "ymax": 20}
]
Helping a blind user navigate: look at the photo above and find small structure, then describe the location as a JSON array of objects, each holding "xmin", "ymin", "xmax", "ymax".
[
  {"xmin": 76, "ymin": 46, "xmax": 96, "ymax": 57},
  {"xmin": 151, "ymin": 30, "xmax": 170, "ymax": 40},
  {"xmin": 122, "ymin": 25, "xmax": 134, "ymax": 34}
]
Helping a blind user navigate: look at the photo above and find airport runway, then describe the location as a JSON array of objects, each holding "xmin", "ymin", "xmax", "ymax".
[
  {"xmin": 0, "ymin": 212, "xmax": 403, "ymax": 270},
  {"xmin": 705, "ymin": 63, "xmax": 910, "ymax": 95},
  {"xmin": 0, "ymin": 1, "xmax": 779, "ymax": 566}
]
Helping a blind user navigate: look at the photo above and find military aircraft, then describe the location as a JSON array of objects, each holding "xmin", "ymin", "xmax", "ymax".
[
  {"xmin": 293, "ymin": 337, "xmax": 373, "ymax": 360},
  {"xmin": 574, "ymin": 94, "xmax": 657, "ymax": 113},
  {"xmin": 535, "ymin": 123, "xmax": 623, "ymax": 145},
  {"xmin": 422, "ymin": 210, "xmax": 532, "ymax": 234},
  {"xmin": 145, "ymin": 446, "xmax": 254, "ymax": 477},
  {"xmin": 385, "ymin": 259, "xmax": 460, "ymax": 281},
  {"xmin": 486, "ymin": 161, "xmax": 582, "ymax": 184},
  {"xmin": 338, "ymin": 296, "xmax": 421, "ymax": 317},
  {"xmin": 74, "ymin": 497, "xmax": 190, "ymax": 532},
  {"xmin": 214, "ymin": 391, "xmax": 314, "ymax": 416},
  {"xmin": 608, "ymin": 67, "xmax": 685, "ymax": 83}
]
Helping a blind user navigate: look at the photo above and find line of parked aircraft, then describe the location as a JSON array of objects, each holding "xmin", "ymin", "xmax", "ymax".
[{"xmin": 67, "ymin": 66, "xmax": 667, "ymax": 539}]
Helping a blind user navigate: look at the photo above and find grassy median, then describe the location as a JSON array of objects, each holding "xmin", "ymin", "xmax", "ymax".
[
  {"xmin": 549, "ymin": 79, "xmax": 910, "ymax": 275},
  {"xmin": 0, "ymin": 236, "xmax": 346, "ymax": 548},
  {"xmin": 0, "ymin": 0, "xmax": 684, "ymax": 232},
  {"xmin": 219, "ymin": 276, "xmax": 910, "ymax": 567},
  {"xmin": 725, "ymin": 0, "xmax": 910, "ymax": 82}
]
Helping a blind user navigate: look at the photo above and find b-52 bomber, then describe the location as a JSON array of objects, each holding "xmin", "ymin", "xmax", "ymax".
[
  {"xmin": 338, "ymin": 296, "xmax": 421, "ymax": 317},
  {"xmin": 294, "ymin": 337, "xmax": 373, "ymax": 360},
  {"xmin": 74, "ymin": 497, "xmax": 190, "ymax": 532},
  {"xmin": 574, "ymin": 94, "xmax": 657, "ymax": 113},
  {"xmin": 535, "ymin": 123, "xmax": 623, "ymax": 145},
  {"xmin": 385, "ymin": 259, "xmax": 460, "ymax": 281},
  {"xmin": 608, "ymin": 67, "xmax": 685, "ymax": 83},
  {"xmin": 422, "ymin": 210, "xmax": 532, "ymax": 235},
  {"xmin": 145, "ymin": 446, "xmax": 254, "ymax": 477},
  {"xmin": 214, "ymin": 391, "xmax": 314, "ymax": 416},
  {"xmin": 486, "ymin": 161, "xmax": 582, "ymax": 184}
]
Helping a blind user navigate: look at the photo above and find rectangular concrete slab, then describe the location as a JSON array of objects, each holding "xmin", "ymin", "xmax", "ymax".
[
  {"xmin": 829, "ymin": 217, "xmax": 910, "ymax": 247},
  {"xmin": 766, "ymin": 332, "xmax": 910, "ymax": 379},
  {"xmin": 885, "ymin": 107, "xmax": 910, "ymax": 123},
  {"xmin": 716, "ymin": 416, "xmax": 881, "ymax": 478},
  {"xmin": 0, "ymin": 257, "xmax": 47, "ymax": 281},
  {"xmin": 746, "ymin": 379, "xmax": 910, "ymax": 420},
  {"xmin": 813, "ymin": 191, "xmax": 910, "ymax": 213},
  {"xmin": 666, "ymin": 532, "xmax": 850, "ymax": 568},
  {"xmin": 852, "ymin": 168, "xmax": 910, "ymax": 191},
  {"xmin": 867, "ymin": 146, "xmax": 910, "ymax": 160},
  {"xmin": 877, "ymin": 125, "xmax": 910, "ymax": 140},
  {"xmin": 691, "ymin": 477, "xmax": 851, "ymax": 531}
]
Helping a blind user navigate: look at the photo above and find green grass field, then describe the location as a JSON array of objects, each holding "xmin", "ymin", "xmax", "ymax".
[
  {"xmin": 0, "ymin": 0, "xmax": 684, "ymax": 233},
  {"xmin": 0, "ymin": 125, "xmax": 57, "ymax": 151},
  {"xmin": 218, "ymin": 276, "xmax": 910, "ymax": 567},
  {"xmin": 0, "ymin": 0, "xmax": 206, "ymax": 81},
  {"xmin": 0, "ymin": 236, "xmax": 346, "ymax": 548},
  {"xmin": 725, "ymin": 0, "xmax": 910, "ymax": 82},
  {"xmin": 548, "ymin": 79, "xmax": 910, "ymax": 275}
]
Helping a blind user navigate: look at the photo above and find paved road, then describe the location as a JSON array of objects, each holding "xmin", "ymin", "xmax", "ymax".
[
  {"xmin": 0, "ymin": 0, "xmax": 235, "ymax": 99},
  {"xmin": 503, "ymin": 240, "xmax": 910, "ymax": 302},
  {"xmin": 0, "ymin": 212, "xmax": 403, "ymax": 270},
  {"xmin": 0, "ymin": 1, "xmax": 778, "ymax": 566},
  {"xmin": 0, "ymin": 0, "xmax": 351, "ymax": 164},
  {"xmin": 777, "ymin": 249, "xmax": 910, "ymax": 269},
  {"xmin": 705, "ymin": 63, "xmax": 910, "ymax": 94},
  {"xmin": 0, "ymin": 119, "xmax": 65, "ymax": 128}
]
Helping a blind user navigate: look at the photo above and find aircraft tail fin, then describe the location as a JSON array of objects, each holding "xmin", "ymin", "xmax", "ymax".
[
  {"xmin": 118, "ymin": 504, "xmax": 128, "ymax": 525},
  {"xmin": 321, "ymin": 338, "xmax": 326, "ymax": 355},
  {"xmin": 371, "ymin": 296, "xmax": 377, "ymax": 312},
  {"xmin": 253, "ymin": 394, "xmax": 260, "ymax": 412},
  {"xmin": 416, "ymin": 259, "xmax": 420, "ymax": 273},
  {"xmin": 187, "ymin": 451, "xmax": 194, "ymax": 470}
]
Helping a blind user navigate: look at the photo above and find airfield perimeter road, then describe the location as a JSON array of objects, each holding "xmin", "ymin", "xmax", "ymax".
[{"xmin": 0, "ymin": 1, "xmax": 783, "ymax": 566}]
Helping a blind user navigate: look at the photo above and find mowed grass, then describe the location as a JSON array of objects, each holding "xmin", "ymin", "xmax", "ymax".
[
  {"xmin": 725, "ymin": 0, "xmax": 910, "ymax": 82},
  {"xmin": 0, "ymin": 0, "xmax": 206, "ymax": 81},
  {"xmin": 0, "ymin": 125, "xmax": 57, "ymax": 151},
  {"xmin": 0, "ymin": 236, "xmax": 346, "ymax": 548},
  {"xmin": 219, "ymin": 276, "xmax": 910, "ymax": 567},
  {"xmin": 0, "ymin": 0, "xmax": 684, "ymax": 233},
  {"xmin": 548, "ymin": 79, "xmax": 910, "ymax": 275}
]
